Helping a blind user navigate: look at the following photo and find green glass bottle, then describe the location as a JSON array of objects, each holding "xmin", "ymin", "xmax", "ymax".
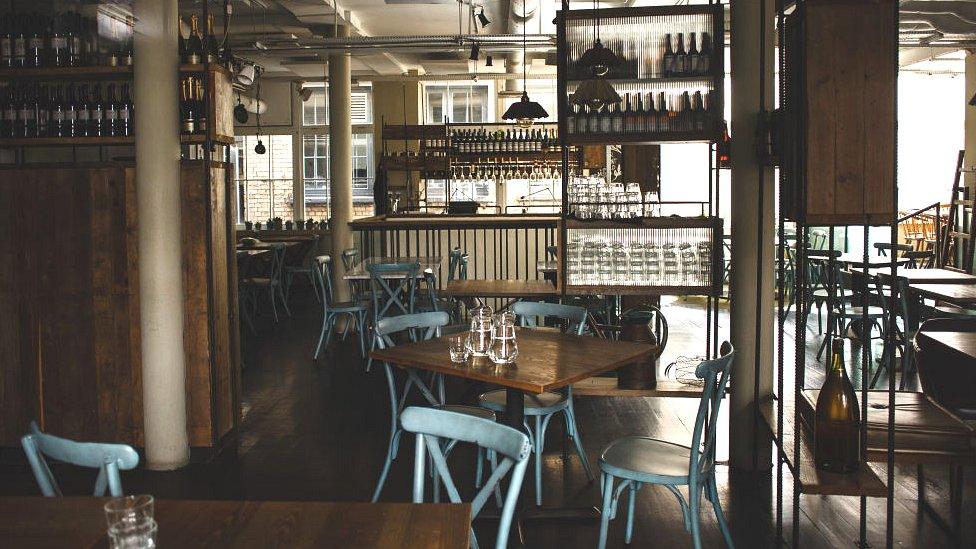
[{"xmin": 814, "ymin": 338, "xmax": 862, "ymax": 473}]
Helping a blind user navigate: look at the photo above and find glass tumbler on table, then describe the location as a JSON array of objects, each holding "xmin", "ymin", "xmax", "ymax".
[
  {"xmin": 104, "ymin": 495, "xmax": 156, "ymax": 549},
  {"xmin": 449, "ymin": 334, "xmax": 470, "ymax": 363}
]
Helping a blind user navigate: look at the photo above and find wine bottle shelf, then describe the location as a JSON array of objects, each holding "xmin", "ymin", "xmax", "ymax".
[
  {"xmin": 564, "ymin": 74, "xmax": 715, "ymax": 85},
  {"xmin": 0, "ymin": 66, "xmax": 134, "ymax": 79},
  {"xmin": 0, "ymin": 136, "xmax": 134, "ymax": 147},
  {"xmin": 564, "ymin": 129, "xmax": 719, "ymax": 145},
  {"xmin": 759, "ymin": 397, "xmax": 887, "ymax": 498}
]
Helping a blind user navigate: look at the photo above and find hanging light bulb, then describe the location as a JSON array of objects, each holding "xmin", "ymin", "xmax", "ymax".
[
  {"xmin": 502, "ymin": 0, "xmax": 547, "ymax": 127},
  {"xmin": 254, "ymin": 138, "xmax": 266, "ymax": 155}
]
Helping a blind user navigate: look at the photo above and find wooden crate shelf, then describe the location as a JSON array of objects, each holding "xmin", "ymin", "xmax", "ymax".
[{"xmin": 758, "ymin": 397, "xmax": 887, "ymax": 498}]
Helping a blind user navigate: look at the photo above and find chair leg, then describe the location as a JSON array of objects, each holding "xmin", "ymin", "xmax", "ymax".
[
  {"xmin": 371, "ymin": 428, "xmax": 401, "ymax": 503},
  {"xmin": 475, "ymin": 447, "xmax": 484, "ymax": 489},
  {"xmin": 533, "ymin": 415, "xmax": 543, "ymax": 506},
  {"xmin": 707, "ymin": 476, "xmax": 735, "ymax": 548},
  {"xmin": 278, "ymin": 285, "xmax": 292, "ymax": 317},
  {"xmin": 564, "ymin": 404, "xmax": 594, "ymax": 480},
  {"xmin": 356, "ymin": 312, "xmax": 367, "ymax": 358},
  {"xmin": 689, "ymin": 485, "xmax": 703, "ymax": 549},
  {"xmin": 624, "ymin": 482, "xmax": 639, "ymax": 544},
  {"xmin": 269, "ymin": 288, "xmax": 279, "ymax": 323},
  {"xmin": 598, "ymin": 473, "xmax": 615, "ymax": 549},
  {"xmin": 313, "ymin": 313, "xmax": 331, "ymax": 360}
]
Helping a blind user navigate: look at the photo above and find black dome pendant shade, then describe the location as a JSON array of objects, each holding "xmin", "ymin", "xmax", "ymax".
[
  {"xmin": 578, "ymin": 38, "xmax": 618, "ymax": 77},
  {"xmin": 502, "ymin": 91, "xmax": 549, "ymax": 128}
]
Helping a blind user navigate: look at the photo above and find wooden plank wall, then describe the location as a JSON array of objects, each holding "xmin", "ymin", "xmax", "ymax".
[
  {"xmin": 0, "ymin": 165, "xmax": 143, "ymax": 445},
  {"xmin": 803, "ymin": 0, "xmax": 896, "ymax": 225}
]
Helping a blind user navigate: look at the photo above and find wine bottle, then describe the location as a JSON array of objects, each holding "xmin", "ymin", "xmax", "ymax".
[
  {"xmin": 194, "ymin": 77, "xmax": 207, "ymax": 134},
  {"xmin": 624, "ymin": 93, "xmax": 636, "ymax": 133},
  {"xmin": 0, "ymin": 86, "xmax": 12, "ymax": 137},
  {"xmin": 120, "ymin": 83, "xmax": 132, "ymax": 136},
  {"xmin": 635, "ymin": 93, "xmax": 645, "ymax": 133},
  {"xmin": 50, "ymin": 15, "xmax": 68, "ymax": 67},
  {"xmin": 35, "ymin": 84, "xmax": 48, "ymax": 137},
  {"xmin": 699, "ymin": 33, "xmax": 712, "ymax": 75},
  {"xmin": 181, "ymin": 77, "xmax": 196, "ymax": 134},
  {"xmin": 688, "ymin": 32, "xmax": 700, "ymax": 75},
  {"xmin": 692, "ymin": 90, "xmax": 704, "ymax": 131},
  {"xmin": 814, "ymin": 338, "xmax": 861, "ymax": 473},
  {"xmin": 66, "ymin": 84, "xmax": 78, "ymax": 137},
  {"xmin": 587, "ymin": 105, "xmax": 600, "ymax": 134},
  {"xmin": 186, "ymin": 15, "xmax": 203, "ymax": 64},
  {"xmin": 662, "ymin": 33, "xmax": 674, "ymax": 77},
  {"xmin": 50, "ymin": 85, "xmax": 66, "ymax": 138},
  {"xmin": 27, "ymin": 15, "xmax": 44, "ymax": 68},
  {"xmin": 20, "ymin": 84, "xmax": 37, "ymax": 137},
  {"xmin": 12, "ymin": 15, "xmax": 25, "ymax": 68},
  {"xmin": 105, "ymin": 83, "xmax": 118, "ymax": 137},
  {"xmin": 674, "ymin": 33, "xmax": 687, "ymax": 76},
  {"xmin": 75, "ymin": 84, "xmax": 89, "ymax": 137},
  {"xmin": 178, "ymin": 17, "xmax": 187, "ymax": 63},
  {"xmin": 645, "ymin": 93, "xmax": 657, "ymax": 133},
  {"xmin": 0, "ymin": 15, "xmax": 12, "ymax": 68},
  {"xmin": 90, "ymin": 84, "xmax": 104, "ymax": 137},
  {"xmin": 206, "ymin": 14, "xmax": 219, "ymax": 63},
  {"xmin": 123, "ymin": 17, "xmax": 134, "ymax": 66},
  {"xmin": 657, "ymin": 92, "xmax": 669, "ymax": 133},
  {"xmin": 610, "ymin": 101, "xmax": 622, "ymax": 134},
  {"xmin": 67, "ymin": 12, "xmax": 82, "ymax": 67},
  {"xmin": 599, "ymin": 104, "xmax": 612, "ymax": 134}
]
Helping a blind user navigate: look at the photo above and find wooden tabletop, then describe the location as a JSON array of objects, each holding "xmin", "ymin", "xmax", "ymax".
[
  {"xmin": 444, "ymin": 279, "xmax": 557, "ymax": 298},
  {"xmin": 235, "ymin": 241, "xmax": 296, "ymax": 252},
  {"xmin": 909, "ymin": 283, "xmax": 976, "ymax": 306},
  {"xmin": 344, "ymin": 256, "xmax": 443, "ymax": 280},
  {"xmin": 837, "ymin": 253, "xmax": 909, "ymax": 268},
  {"xmin": 370, "ymin": 328, "xmax": 657, "ymax": 394},
  {"xmin": 868, "ymin": 268, "xmax": 976, "ymax": 284},
  {"xmin": 917, "ymin": 331, "xmax": 976, "ymax": 362},
  {"xmin": 0, "ymin": 497, "xmax": 470, "ymax": 549}
]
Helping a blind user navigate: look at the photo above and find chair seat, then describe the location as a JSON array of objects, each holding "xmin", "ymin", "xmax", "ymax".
[
  {"xmin": 478, "ymin": 389, "xmax": 569, "ymax": 416},
  {"xmin": 930, "ymin": 304, "xmax": 976, "ymax": 318},
  {"xmin": 599, "ymin": 436, "xmax": 691, "ymax": 485},
  {"xmin": 330, "ymin": 300, "xmax": 368, "ymax": 313},
  {"xmin": 436, "ymin": 404, "xmax": 496, "ymax": 421},
  {"xmin": 833, "ymin": 305, "xmax": 885, "ymax": 318},
  {"xmin": 241, "ymin": 277, "xmax": 279, "ymax": 288}
]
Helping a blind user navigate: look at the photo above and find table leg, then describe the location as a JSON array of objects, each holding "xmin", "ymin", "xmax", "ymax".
[{"xmin": 505, "ymin": 388, "xmax": 525, "ymax": 430}]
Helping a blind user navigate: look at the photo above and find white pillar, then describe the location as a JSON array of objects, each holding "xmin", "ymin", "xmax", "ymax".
[
  {"xmin": 134, "ymin": 0, "xmax": 189, "ymax": 470},
  {"xmin": 329, "ymin": 25, "xmax": 354, "ymax": 300},
  {"xmin": 729, "ymin": 0, "xmax": 775, "ymax": 472}
]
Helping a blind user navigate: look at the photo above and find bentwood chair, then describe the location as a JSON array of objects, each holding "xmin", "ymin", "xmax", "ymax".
[
  {"xmin": 283, "ymin": 236, "xmax": 321, "ymax": 304},
  {"xmin": 597, "ymin": 343, "xmax": 735, "ymax": 549},
  {"xmin": 478, "ymin": 301, "xmax": 595, "ymax": 506},
  {"xmin": 366, "ymin": 261, "xmax": 420, "ymax": 371},
  {"xmin": 817, "ymin": 264, "xmax": 886, "ymax": 362},
  {"xmin": 311, "ymin": 255, "xmax": 367, "ymax": 360},
  {"xmin": 371, "ymin": 312, "xmax": 497, "ymax": 503},
  {"xmin": 401, "ymin": 406, "xmax": 531, "ymax": 549},
  {"xmin": 21, "ymin": 421, "xmax": 139, "ymax": 497},
  {"xmin": 240, "ymin": 243, "xmax": 291, "ymax": 323},
  {"xmin": 342, "ymin": 247, "xmax": 375, "ymax": 303}
]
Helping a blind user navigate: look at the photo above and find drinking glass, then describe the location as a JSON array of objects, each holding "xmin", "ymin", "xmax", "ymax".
[
  {"xmin": 449, "ymin": 334, "xmax": 470, "ymax": 363},
  {"xmin": 105, "ymin": 495, "xmax": 156, "ymax": 549},
  {"xmin": 488, "ymin": 312, "xmax": 519, "ymax": 364}
]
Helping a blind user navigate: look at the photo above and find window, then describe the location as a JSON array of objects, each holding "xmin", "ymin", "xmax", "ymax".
[
  {"xmin": 424, "ymin": 83, "xmax": 491, "ymax": 123},
  {"xmin": 302, "ymin": 86, "xmax": 373, "ymax": 126},
  {"xmin": 234, "ymin": 135, "xmax": 295, "ymax": 224},
  {"xmin": 500, "ymin": 81, "xmax": 558, "ymax": 123},
  {"xmin": 302, "ymin": 133, "xmax": 375, "ymax": 221}
]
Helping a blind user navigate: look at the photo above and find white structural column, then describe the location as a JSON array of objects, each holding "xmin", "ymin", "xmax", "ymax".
[
  {"xmin": 329, "ymin": 24, "xmax": 354, "ymax": 300},
  {"xmin": 729, "ymin": 0, "xmax": 776, "ymax": 472},
  {"xmin": 133, "ymin": 0, "xmax": 190, "ymax": 469}
]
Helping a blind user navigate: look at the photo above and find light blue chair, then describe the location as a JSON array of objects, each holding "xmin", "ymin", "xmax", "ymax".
[
  {"xmin": 311, "ymin": 255, "xmax": 368, "ymax": 360},
  {"xmin": 371, "ymin": 312, "xmax": 496, "ymax": 502},
  {"xmin": 21, "ymin": 421, "xmax": 139, "ymax": 497},
  {"xmin": 478, "ymin": 301, "xmax": 595, "ymax": 506},
  {"xmin": 597, "ymin": 342, "xmax": 735, "ymax": 549},
  {"xmin": 365, "ymin": 261, "xmax": 420, "ymax": 371},
  {"xmin": 402, "ymin": 406, "xmax": 531, "ymax": 549}
]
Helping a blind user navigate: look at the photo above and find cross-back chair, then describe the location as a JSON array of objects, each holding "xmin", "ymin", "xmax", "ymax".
[{"xmin": 311, "ymin": 255, "xmax": 367, "ymax": 360}]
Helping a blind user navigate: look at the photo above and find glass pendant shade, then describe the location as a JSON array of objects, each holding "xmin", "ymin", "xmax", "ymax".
[
  {"xmin": 570, "ymin": 78, "xmax": 621, "ymax": 112},
  {"xmin": 578, "ymin": 39, "xmax": 618, "ymax": 77},
  {"xmin": 503, "ymin": 91, "xmax": 549, "ymax": 128}
]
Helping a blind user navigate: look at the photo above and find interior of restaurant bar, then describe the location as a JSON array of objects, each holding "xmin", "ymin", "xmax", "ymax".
[{"xmin": 1, "ymin": 0, "xmax": 974, "ymax": 547}]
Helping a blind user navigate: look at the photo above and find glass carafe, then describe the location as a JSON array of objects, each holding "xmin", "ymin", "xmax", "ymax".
[
  {"xmin": 467, "ymin": 305, "xmax": 494, "ymax": 357},
  {"xmin": 488, "ymin": 311, "xmax": 519, "ymax": 364}
]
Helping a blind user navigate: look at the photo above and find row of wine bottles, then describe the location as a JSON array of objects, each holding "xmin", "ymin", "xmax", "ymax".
[
  {"xmin": 565, "ymin": 90, "xmax": 717, "ymax": 135},
  {"xmin": 448, "ymin": 128, "xmax": 560, "ymax": 154},
  {"xmin": 0, "ymin": 81, "xmax": 132, "ymax": 139},
  {"xmin": 179, "ymin": 75, "xmax": 208, "ymax": 135},
  {"xmin": 179, "ymin": 14, "xmax": 220, "ymax": 65},
  {"xmin": 566, "ymin": 30, "xmax": 714, "ymax": 81},
  {"xmin": 0, "ymin": 12, "xmax": 130, "ymax": 69}
]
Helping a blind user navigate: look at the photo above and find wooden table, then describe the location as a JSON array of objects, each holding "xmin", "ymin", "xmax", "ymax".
[
  {"xmin": 868, "ymin": 267, "xmax": 976, "ymax": 285},
  {"xmin": 918, "ymin": 330, "xmax": 976, "ymax": 361},
  {"xmin": 909, "ymin": 283, "xmax": 976, "ymax": 307},
  {"xmin": 344, "ymin": 256, "xmax": 443, "ymax": 280},
  {"xmin": 370, "ymin": 328, "xmax": 654, "ymax": 428},
  {"xmin": 837, "ymin": 253, "xmax": 909, "ymax": 268},
  {"xmin": 444, "ymin": 279, "xmax": 557, "ymax": 299},
  {"xmin": 0, "ymin": 497, "xmax": 470, "ymax": 549}
]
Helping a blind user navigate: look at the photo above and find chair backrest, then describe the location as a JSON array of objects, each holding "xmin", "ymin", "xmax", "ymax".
[
  {"xmin": 401, "ymin": 406, "xmax": 531, "ymax": 549},
  {"xmin": 341, "ymin": 248, "xmax": 360, "ymax": 271},
  {"xmin": 312, "ymin": 255, "xmax": 335, "ymax": 307},
  {"xmin": 873, "ymin": 242, "xmax": 912, "ymax": 256},
  {"xmin": 423, "ymin": 270, "xmax": 441, "ymax": 311},
  {"xmin": 21, "ymin": 422, "xmax": 139, "ymax": 497},
  {"xmin": 375, "ymin": 311, "xmax": 450, "ymax": 349},
  {"xmin": 268, "ymin": 243, "xmax": 287, "ymax": 282},
  {"xmin": 447, "ymin": 248, "xmax": 468, "ymax": 282},
  {"xmin": 367, "ymin": 261, "xmax": 420, "ymax": 322},
  {"xmin": 620, "ymin": 304, "xmax": 668, "ymax": 352},
  {"xmin": 689, "ymin": 343, "xmax": 734, "ymax": 484},
  {"xmin": 545, "ymin": 245, "xmax": 558, "ymax": 261},
  {"xmin": 512, "ymin": 301, "xmax": 586, "ymax": 335}
]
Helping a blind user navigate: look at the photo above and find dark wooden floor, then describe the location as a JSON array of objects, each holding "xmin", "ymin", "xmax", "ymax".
[{"xmin": 0, "ymin": 291, "xmax": 972, "ymax": 548}]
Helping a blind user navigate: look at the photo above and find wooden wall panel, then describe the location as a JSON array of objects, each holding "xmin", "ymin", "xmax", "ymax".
[{"xmin": 209, "ymin": 165, "xmax": 235, "ymax": 439}]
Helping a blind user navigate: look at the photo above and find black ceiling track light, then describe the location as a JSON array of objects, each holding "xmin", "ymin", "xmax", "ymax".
[
  {"xmin": 476, "ymin": 7, "xmax": 491, "ymax": 28},
  {"xmin": 469, "ymin": 42, "xmax": 480, "ymax": 61}
]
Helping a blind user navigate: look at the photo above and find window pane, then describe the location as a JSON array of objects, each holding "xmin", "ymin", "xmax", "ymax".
[
  {"xmin": 302, "ymin": 89, "xmax": 328, "ymax": 126},
  {"xmin": 452, "ymin": 91, "xmax": 468, "ymax": 123},
  {"xmin": 235, "ymin": 135, "xmax": 295, "ymax": 223}
]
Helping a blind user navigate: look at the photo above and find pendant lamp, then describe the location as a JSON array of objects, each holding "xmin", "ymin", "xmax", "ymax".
[
  {"xmin": 571, "ymin": 0, "xmax": 621, "ymax": 112},
  {"xmin": 502, "ymin": 0, "xmax": 548, "ymax": 127}
]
